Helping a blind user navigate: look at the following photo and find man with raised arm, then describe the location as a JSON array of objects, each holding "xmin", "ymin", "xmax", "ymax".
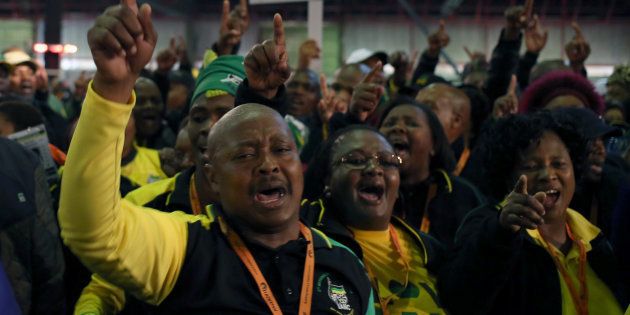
[{"xmin": 59, "ymin": 1, "xmax": 374, "ymax": 314}]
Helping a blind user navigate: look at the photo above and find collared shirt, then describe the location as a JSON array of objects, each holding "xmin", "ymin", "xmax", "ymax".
[{"xmin": 527, "ymin": 209, "xmax": 623, "ymax": 315}]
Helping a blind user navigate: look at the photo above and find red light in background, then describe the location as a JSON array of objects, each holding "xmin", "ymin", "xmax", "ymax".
[
  {"xmin": 33, "ymin": 43, "xmax": 48, "ymax": 53},
  {"xmin": 48, "ymin": 44, "xmax": 64, "ymax": 54}
]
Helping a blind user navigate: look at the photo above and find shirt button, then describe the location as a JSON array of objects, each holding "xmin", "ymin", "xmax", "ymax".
[
  {"xmin": 286, "ymin": 288, "xmax": 293, "ymax": 295},
  {"xmin": 273, "ymin": 255, "xmax": 280, "ymax": 263}
]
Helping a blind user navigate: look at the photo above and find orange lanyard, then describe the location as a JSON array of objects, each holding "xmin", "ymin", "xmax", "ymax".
[
  {"xmin": 363, "ymin": 225, "xmax": 410, "ymax": 315},
  {"xmin": 540, "ymin": 224, "xmax": 588, "ymax": 315},
  {"xmin": 189, "ymin": 174, "xmax": 203, "ymax": 215},
  {"xmin": 220, "ymin": 217, "xmax": 314, "ymax": 315},
  {"xmin": 453, "ymin": 147, "xmax": 470, "ymax": 176},
  {"xmin": 419, "ymin": 184, "xmax": 438, "ymax": 233}
]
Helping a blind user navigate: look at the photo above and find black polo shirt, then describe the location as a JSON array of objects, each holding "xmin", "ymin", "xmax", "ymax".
[{"xmin": 155, "ymin": 217, "xmax": 374, "ymax": 314}]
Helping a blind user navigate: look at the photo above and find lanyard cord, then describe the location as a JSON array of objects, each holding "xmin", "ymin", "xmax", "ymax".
[
  {"xmin": 539, "ymin": 223, "xmax": 588, "ymax": 315},
  {"xmin": 188, "ymin": 174, "xmax": 203, "ymax": 215},
  {"xmin": 453, "ymin": 147, "xmax": 471, "ymax": 176},
  {"xmin": 363, "ymin": 224, "xmax": 410, "ymax": 315},
  {"xmin": 419, "ymin": 184, "xmax": 438, "ymax": 233},
  {"xmin": 220, "ymin": 217, "xmax": 314, "ymax": 315}
]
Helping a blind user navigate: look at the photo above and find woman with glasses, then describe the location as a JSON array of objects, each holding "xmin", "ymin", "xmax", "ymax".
[
  {"xmin": 376, "ymin": 96, "xmax": 485, "ymax": 246},
  {"xmin": 303, "ymin": 124, "xmax": 447, "ymax": 315}
]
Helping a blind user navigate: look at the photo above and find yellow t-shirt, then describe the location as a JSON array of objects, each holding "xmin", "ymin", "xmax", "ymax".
[
  {"xmin": 527, "ymin": 209, "xmax": 623, "ymax": 315},
  {"xmin": 120, "ymin": 145, "xmax": 168, "ymax": 188},
  {"xmin": 350, "ymin": 225, "xmax": 445, "ymax": 315}
]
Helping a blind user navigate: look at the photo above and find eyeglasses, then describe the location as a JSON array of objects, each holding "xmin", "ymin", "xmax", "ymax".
[{"xmin": 335, "ymin": 152, "xmax": 402, "ymax": 170}]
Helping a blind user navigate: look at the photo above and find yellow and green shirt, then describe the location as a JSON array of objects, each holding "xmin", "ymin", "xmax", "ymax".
[
  {"xmin": 350, "ymin": 225, "xmax": 445, "ymax": 315},
  {"xmin": 527, "ymin": 209, "xmax": 623, "ymax": 315}
]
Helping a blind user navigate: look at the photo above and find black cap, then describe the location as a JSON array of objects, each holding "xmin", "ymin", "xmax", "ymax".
[{"xmin": 552, "ymin": 107, "xmax": 623, "ymax": 139}]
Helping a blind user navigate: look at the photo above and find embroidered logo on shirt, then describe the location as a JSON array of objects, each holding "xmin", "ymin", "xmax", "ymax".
[{"xmin": 327, "ymin": 278, "xmax": 352, "ymax": 311}]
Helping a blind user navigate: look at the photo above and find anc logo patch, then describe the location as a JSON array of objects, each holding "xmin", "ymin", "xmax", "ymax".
[{"xmin": 327, "ymin": 277, "xmax": 352, "ymax": 311}]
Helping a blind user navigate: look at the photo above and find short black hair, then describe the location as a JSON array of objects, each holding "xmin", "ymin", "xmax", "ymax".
[
  {"xmin": 378, "ymin": 96, "xmax": 456, "ymax": 173},
  {"xmin": 0, "ymin": 101, "xmax": 44, "ymax": 132},
  {"xmin": 303, "ymin": 124, "xmax": 382, "ymax": 201},
  {"xmin": 475, "ymin": 111, "xmax": 588, "ymax": 201}
]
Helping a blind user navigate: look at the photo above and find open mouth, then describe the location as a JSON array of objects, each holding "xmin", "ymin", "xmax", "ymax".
[
  {"xmin": 543, "ymin": 189, "xmax": 560, "ymax": 210},
  {"xmin": 254, "ymin": 186, "xmax": 288, "ymax": 207},
  {"xmin": 588, "ymin": 161, "xmax": 603, "ymax": 176},
  {"xmin": 389, "ymin": 137, "xmax": 409, "ymax": 153},
  {"xmin": 357, "ymin": 184, "xmax": 385, "ymax": 204},
  {"xmin": 20, "ymin": 82, "xmax": 33, "ymax": 93},
  {"xmin": 140, "ymin": 111, "xmax": 160, "ymax": 121}
]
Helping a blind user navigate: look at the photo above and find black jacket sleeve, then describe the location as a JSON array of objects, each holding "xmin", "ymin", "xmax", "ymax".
[
  {"xmin": 516, "ymin": 51, "xmax": 539, "ymax": 90},
  {"xmin": 411, "ymin": 50, "xmax": 440, "ymax": 84},
  {"xmin": 234, "ymin": 78, "xmax": 288, "ymax": 116},
  {"xmin": 30, "ymin": 165, "xmax": 66, "ymax": 314},
  {"xmin": 437, "ymin": 204, "xmax": 524, "ymax": 315},
  {"xmin": 483, "ymin": 29, "xmax": 523, "ymax": 104}
]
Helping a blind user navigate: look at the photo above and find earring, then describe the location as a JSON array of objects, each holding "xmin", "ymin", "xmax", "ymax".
[{"xmin": 324, "ymin": 185, "xmax": 332, "ymax": 199}]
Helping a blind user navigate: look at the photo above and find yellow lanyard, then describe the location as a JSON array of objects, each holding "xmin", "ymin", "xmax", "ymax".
[
  {"xmin": 188, "ymin": 174, "xmax": 203, "ymax": 215},
  {"xmin": 540, "ymin": 224, "xmax": 589, "ymax": 315},
  {"xmin": 220, "ymin": 217, "xmax": 314, "ymax": 315},
  {"xmin": 363, "ymin": 224, "xmax": 410, "ymax": 315}
]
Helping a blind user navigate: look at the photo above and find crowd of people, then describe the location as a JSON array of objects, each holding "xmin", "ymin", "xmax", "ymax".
[{"xmin": 1, "ymin": 0, "xmax": 629, "ymax": 314}]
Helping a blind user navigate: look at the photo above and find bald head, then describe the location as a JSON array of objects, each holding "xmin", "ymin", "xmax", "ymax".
[
  {"xmin": 206, "ymin": 104, "xmax": 291, "ymax": 161},
  {"xmin": 203, "ymin": 103, "xmax": 303, "ymax": 236},
  {"xmin": 416, "ymin": 83, "xmax": 471, "ymax": 143}
]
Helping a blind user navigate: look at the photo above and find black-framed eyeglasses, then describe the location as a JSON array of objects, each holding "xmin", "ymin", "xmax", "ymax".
[{"xmin": 334, "ymin": 152, "xmax": 402, "ymax": 170}]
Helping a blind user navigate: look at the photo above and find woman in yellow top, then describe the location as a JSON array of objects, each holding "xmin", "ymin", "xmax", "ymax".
[
  {"xmin": 438, "ymin": 111, "xmax": 628, "ymax": 315},
  {"xmin": 303, "ymin": 124, "xmax": 447, "ymax": 315}
]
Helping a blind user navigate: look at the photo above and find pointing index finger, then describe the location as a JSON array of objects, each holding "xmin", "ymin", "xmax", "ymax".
[
  {"xmin": 439, "ymin": 19, "xmax": 446, "ymax": 31},
  {"xmin": 507, "ymin": 75, "xmax": 517, "ymax": 95},
  {"xmin": 240, "ymin": 0, "xmax": 249, "ymax": 17},
  {"xmin": 320, "ymin": 73, "xmax": 328, "ymax": 97},
  {"xmin": 524, "ymin": 0, "xmax": 534, "ymax": 20},
  {"xmin": 571, "ymin": 21, "xmax": 583, "ymax": 38},
  {"xmin": 513, "ymin": 175, "xmax": 528, "ymax": 195},
  {"xmin": 221, "ymin": 0, "xmax": 230, "ymax": 32},
  {"xmin": 362, "ymin": 61, "xmax": 382, "ymax": 84},
  {"xmin": 121, "ymin": 0, "xmax": 139, "ymax": 14},
  {"xmin": 273, "ymin": 14, "xmax": 285, "ymax": 48},
  {"xmin": 464, "ymin": 46, "xmax": 473, "ymax": 59}
]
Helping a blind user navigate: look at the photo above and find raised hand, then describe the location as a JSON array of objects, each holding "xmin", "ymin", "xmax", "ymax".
[
  {"xmin": 156, "ymin": 37, "xmax": 178, "ymax": 72},
  {"xmin": 492, "ymin": 75, "xmax": 519, "ymax": 119},
  {"xmin": 218, "ymin": 0, "xmax": 243, "ymax": 56},
  {"xmin": 349, "ymin": 61, "xmax": 384, "ymax": 122},
  {"xmin": 244, "ymin": 14, "xmax": 290, "ymax": 99},
  {"xmin": 499, "ymin": 175, "xmax": 547, "ymax": 232},
  {"xmin": 427, "ymin": 19, "xmax": 449, "ymax": 57},
  {"xmin": 317, "ymin": 74, "xmax": 340, "ymax": 124},
  {"xmin": 463, "ymin": 46, "xmax": 486, "ymax": 62},
  {"xmin": 565, "ymin": 22, "xmax": 590, "ymax": 65},
  {"xmin": 505, "ymin": 0, "xmax": 533, "ymax": 30},
  {"xmin": 229, "ymin": 0, "xmax": 250, "ymax": 34},
  {"xmin": 34, "ymin": 60, "xmax": 49, "ymax": 92},
  {"xmin": 504, "ymin": 0, "xmax": 534, "ymax": 39},
  {"xmin": 88, "ymin": 0, "xmax": 157, "ymax": 103},
  {"xmin": 525, "ymin": 14, "xmax": 548, "ymax": 54},
  {"xmin": 298, "ymin": 39, "xmax": 321, "ymax": 70}
]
